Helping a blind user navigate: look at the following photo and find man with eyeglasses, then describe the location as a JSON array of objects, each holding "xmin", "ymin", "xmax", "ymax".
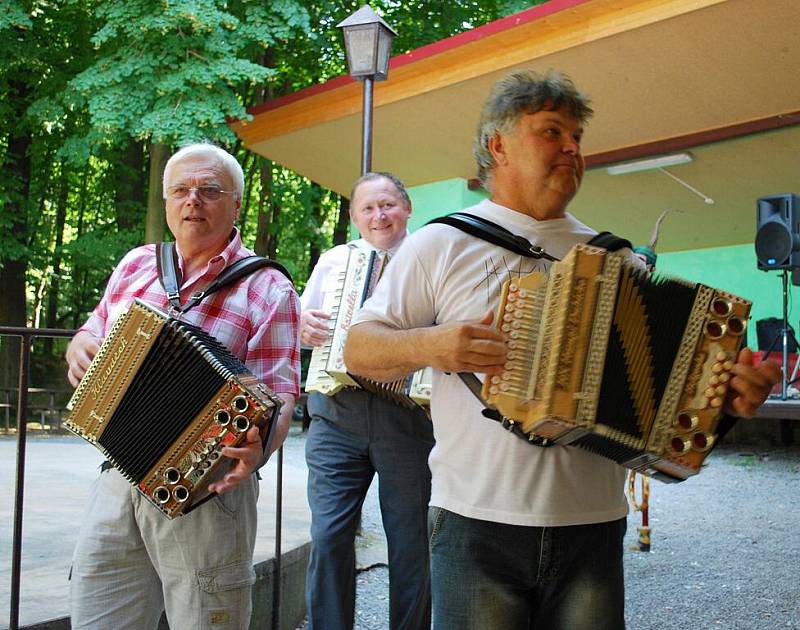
[{"xmin": 65, "ymin": 143, "xmax": 300, "ymax": 630}]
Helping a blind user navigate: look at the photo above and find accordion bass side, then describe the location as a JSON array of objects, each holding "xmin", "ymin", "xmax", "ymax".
[
  {"xmin": 65, "ymin": 300, "xmax": 282, "ymax": 518},
  {"xmin": 483, "ymin": 244, "xmax": 750, "ymax": 482},
  {"xmin": 305, "ymin": 246, "xmax": 432, "ymax": 410}
]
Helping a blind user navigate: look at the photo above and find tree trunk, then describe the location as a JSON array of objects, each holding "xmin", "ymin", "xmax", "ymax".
[
  {"xmin": 254, "ymin": 158, "xmax": 273, "ymax": 257},
  {"xmin": 308, "ymin": 183, "xmax": 324, "ymax": 273},
  {"xmin": 115, "ymin": 139, "xmax": 146, "ymax": 236},
  {"xmin": 0, "ymin": 87, "xmax": 31, "ymax": 388},
  {"xmin": 332, "ymin": 194, "xmax": 350, "ymax": 246},
  {"xmin": 43, "ymin": 166, "xmax": 70, "ymax": 354},
  {"xmin": 145, "ymin": 142, "xmax": 169, "ymax": 244}
]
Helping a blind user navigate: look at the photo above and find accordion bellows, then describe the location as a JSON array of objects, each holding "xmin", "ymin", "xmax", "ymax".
[
  {"xmin": 65, "ymin": 300, "xmax": 282, "ymax": 518},
  {"xmin": 483, "ymin": 244, "xmax": 750, "ymax": 482}
]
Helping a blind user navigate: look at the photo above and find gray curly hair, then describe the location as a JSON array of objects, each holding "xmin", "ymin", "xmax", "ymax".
[{"xmin": 472, "ymin": 70, "xmax": 593, "ymax": 191}]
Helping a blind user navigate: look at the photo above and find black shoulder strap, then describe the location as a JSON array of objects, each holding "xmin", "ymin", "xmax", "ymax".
[
  {"xmin": 156, "ymin": 242, "xmax": 183, "ymax": 311},
  {"xmin": 428, "ymin": 213, "xmax": 632, "ymax": 258},
  {"xmin": 458, "ymin": 372, "xmax": 553, "ymax": 447},
  {"xmin": 586, "ymin": 231, "xmax": 633, "ymax": 252},
  {"xmin": 156, "ymin": 242, "xmax": 293, "ymax": 314},
  {"xmin": 426, "ymin": 213, "xmax": 559, "ymax": 261}
]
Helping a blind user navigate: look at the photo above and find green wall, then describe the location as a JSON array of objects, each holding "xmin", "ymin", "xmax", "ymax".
[
  {"xmin": 407, "ymin": 178, "xmax": 487, "ymax": 230},
  {"xmin": 406, "ymin": 178, "xmax": 795, "ymax": 350}
]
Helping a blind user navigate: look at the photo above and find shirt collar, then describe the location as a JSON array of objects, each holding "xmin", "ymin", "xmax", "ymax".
[{"xmin": 175, "ymin": 228, "xmax": 241, "ymax": 284}]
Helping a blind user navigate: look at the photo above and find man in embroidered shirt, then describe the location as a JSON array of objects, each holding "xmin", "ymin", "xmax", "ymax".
[
  {"xmin": 300, "ymin": 172, "xmax": 433, "ymax": 630},
  {"xmin": 65, "ymin": 143, "xmax": 300, "ymax": 630},
  {"xmin": 344, "ymin": 71, "xmax": 780, "ymax": 629}
]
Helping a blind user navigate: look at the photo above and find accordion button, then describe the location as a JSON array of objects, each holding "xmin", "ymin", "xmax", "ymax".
[
  {"xmin": 711, "ymin": 362, "xmax": 724, "ymax": 374},
  {"xmin": 723, "ymin": 360, "xmax": 734, "ymax": 371},
  {"xmin": 715, "ymin": 385, "xmax": 727, "ymax": 397},
  {"xmin": 704, "ymin": 387, "xmax": 715, "ymax": 398},
  {"xmin": 716, "ymin": 351, "xmax": 728, "ymax": 361},
  {"xmin": 719, "ymin": 373, "xmax": 731, "ymax": 383},
  {"xmin": 709, "ymin": 375, "xmax": 719, "ymax": 385},
  {"xmin": 710, "ymin": 397, "xmax": 723, "ymax": 408}
]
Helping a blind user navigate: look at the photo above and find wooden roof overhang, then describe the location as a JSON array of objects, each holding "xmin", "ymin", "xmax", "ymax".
[{"xmin": 231, "ymin": 0, "xmax": 800, "ymax": 252}]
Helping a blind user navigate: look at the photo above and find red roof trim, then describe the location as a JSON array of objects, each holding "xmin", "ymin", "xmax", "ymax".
[{"xmin": 246, "ymin": 0, "xmax": 593, "ymax": 117}]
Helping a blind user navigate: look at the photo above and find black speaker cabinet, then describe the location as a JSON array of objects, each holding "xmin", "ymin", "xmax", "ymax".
[{"xmin": 755, "ymin": 193, "xmax": 800, "ymax": 270}]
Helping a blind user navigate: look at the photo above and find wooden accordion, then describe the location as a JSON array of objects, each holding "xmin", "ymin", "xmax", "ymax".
[
  {"xmin": 305, "ymin": 245, "xmax": 433, "ymax": 410},
  {"xmin": 65, "ymin": 300, "xmax": 282, "ymax": 518},
  {"xmin": 483, "ymin": 244, "xmax": 750, "ymax": 482}
]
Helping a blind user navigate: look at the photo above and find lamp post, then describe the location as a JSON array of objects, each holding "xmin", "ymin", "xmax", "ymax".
[{"xmin": 337, "ymin": 5, "xmax": 396, "ymax": 175}]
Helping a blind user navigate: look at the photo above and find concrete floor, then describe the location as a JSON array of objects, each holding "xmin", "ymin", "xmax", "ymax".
[{"xmin": 0, "ymin": 427, "xmax": 314, "ymax": 629}]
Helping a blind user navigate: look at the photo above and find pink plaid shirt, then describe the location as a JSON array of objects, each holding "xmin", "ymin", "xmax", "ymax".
[{"xmin": 81, "ymin": 229, "xmax": 300, "ymax": 396}]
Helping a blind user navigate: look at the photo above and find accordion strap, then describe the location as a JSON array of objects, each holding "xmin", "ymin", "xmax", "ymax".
[
  {"xmin": 156, "ymin": 242, "xmax": 293, "ymax": 314},
  {"xmin": 426, "ymin": 212, "xmax": 633, "ymax": 258},
  {"xmin": 427, "ymin": 212, "xmax": 559, "ymax": 261},
  {"xmin": 457, "ymin": 372, "xmax": 553, "ymax": 447}
]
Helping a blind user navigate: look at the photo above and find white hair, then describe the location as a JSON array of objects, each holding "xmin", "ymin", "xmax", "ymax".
[{"xmin": 162, "ymin": 143, "xmax": 244, "ymax": 201}]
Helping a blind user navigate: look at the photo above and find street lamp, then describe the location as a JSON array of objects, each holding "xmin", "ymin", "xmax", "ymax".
[{"xmin": 337, "ymin": 4, "xmax": 397, "ymax": 175}]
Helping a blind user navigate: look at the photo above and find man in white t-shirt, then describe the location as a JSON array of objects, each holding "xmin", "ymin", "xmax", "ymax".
[
  {"xmin": 300, "ymin": 172, "xmax": 433, "ymax": 630},
  {"xmin": 344, "ymin": 71, "xmax": 780, "ymax": 629}
]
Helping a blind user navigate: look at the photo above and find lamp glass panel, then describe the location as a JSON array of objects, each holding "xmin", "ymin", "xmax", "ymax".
[
  {"xmin": 376, "ymin": 28, "xmax": 393, "ymax": 78},
  {"xmin": 344, "ymin": 25, "xmax": 378, "ymax": 75}
]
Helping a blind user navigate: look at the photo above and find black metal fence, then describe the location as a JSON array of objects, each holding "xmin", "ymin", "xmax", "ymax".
[{"xmin": 0, "ymin": 326, "xmax": 287, "ymax": 630}]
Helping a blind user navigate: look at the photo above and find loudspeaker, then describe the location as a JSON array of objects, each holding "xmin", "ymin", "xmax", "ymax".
[{"xmin": 755, "ymin": 193, "xmax": 800, "ymax": 270}]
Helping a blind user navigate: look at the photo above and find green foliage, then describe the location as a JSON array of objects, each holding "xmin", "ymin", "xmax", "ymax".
[{"xmin": 0, "ymin": 0, "xmax": 541, "ymax": 340}]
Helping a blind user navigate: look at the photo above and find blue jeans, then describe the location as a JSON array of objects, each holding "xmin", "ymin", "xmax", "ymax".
[
  {"xmin": 305, "ymin": 390, "xmax": 434, "ymax": 630},
  {"xmin": 428, "ymin": 507, "xmax": 626, "ymax": 630}
]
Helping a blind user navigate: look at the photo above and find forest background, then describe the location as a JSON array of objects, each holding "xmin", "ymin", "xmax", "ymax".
[{"xmin": 0, "ymin": 0, "xmax": 544, "ymax": 391}]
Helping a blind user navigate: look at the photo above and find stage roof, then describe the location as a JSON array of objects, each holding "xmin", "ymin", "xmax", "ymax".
[{"xmin": 231, "ymin": 0, "xmax": 800, "ymax": 252}]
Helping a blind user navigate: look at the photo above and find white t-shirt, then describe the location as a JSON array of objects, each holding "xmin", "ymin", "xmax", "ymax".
[{"xmin": 353, "ymin": 199, "xmax": 636, "ymax": 527}]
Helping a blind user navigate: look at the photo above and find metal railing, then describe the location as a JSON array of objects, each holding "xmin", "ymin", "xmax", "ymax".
[{"xmin": 0, "ymin": 326, "xmax": 286, "ymax": 630}]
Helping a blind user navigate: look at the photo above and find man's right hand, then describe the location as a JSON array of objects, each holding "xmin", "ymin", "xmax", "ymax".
[
  {"xmin": 66, "ymin": 331, "xmax": 102, "ymax": 387},
  {"xmin": 300, "ymin": 309, "xmax": 332, "ymax": 347},
  {"xmin": 424, "ymin": 310, "xmax": 507, "ymax": 375}
]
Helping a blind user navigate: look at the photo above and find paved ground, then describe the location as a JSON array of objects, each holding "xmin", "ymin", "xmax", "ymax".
[
  {"xmin": 0, "ymin": 427, "xmax": 311, "ymax": 629},
  {"xmin": 3, "ymin": 431, "xmax": 799, "ymax": 629},
  {"xmin": 308, "ymin": 444, "xmax": 800, "ymax": 630}
]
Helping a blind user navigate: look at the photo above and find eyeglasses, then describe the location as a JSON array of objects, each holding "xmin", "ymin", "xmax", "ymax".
[{"xmin": 166, "ymin": 185, "xmax": 234, "ymax": 201}]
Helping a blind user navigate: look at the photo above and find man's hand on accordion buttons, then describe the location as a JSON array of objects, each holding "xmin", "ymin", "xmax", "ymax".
[
  {"xmin": 301, "ymin": 309, "xmax": 331, "ymax": 347},
  {"xmin": 428, "ymin": 309, "xmax": 507, "ymax": 375},
  {"xmin": 207, "ymin": 426, "xmax": 262, "ymax": 495},
  {"xmin": 66, "ymin": 331, "xmax": 102, "ymax": 388},
  {"xmin": 723, "ymin": 347, "xmax": 781, "ymax": 418}
]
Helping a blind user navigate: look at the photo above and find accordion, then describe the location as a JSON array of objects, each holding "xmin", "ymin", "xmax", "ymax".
[
  {"xmin": 483, "ymin": 244, "xmax": 749, "ymax": 482},
  {"xmin": 305, "ymin": 245, "xmax": 433, "ymax": 410},
  {"xmin": 65, "ymin": 300, "xmax": 282, "ymax": 518}
]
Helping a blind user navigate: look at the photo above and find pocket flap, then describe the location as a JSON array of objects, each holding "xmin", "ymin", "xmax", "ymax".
[{"xmin": 197, "ymin": 559, "xmax": 256, "ymax": 593}]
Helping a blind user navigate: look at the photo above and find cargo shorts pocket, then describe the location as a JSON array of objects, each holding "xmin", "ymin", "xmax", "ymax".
[
  {"xmin": 197, "ymin": 559, "xmax": 256, "ymax": 593},
  {"xmin": 196, "ymin": 560, "xmax": 256, "ymax": 629}
]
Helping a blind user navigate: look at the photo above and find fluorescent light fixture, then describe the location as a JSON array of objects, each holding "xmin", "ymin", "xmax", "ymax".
[{"xmin": 607, "ymin": 152, "xmax": 693, "ymax": 175}]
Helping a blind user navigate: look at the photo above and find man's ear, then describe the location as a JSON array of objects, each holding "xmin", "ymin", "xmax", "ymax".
[{"xmin": 488, "ymin": 132, "xmax": 507, "ymax": 166}]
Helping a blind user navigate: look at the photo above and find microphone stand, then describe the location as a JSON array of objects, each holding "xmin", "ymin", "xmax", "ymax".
[{"xmin": 763, "ymin": 270, "xmax": 800, "ymax": 399}]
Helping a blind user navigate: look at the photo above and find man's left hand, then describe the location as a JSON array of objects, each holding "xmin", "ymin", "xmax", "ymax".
[
  {"xmin": 723, "ymin": 347, "xmax": 781, "ymax": 418},
  {"xmin": 207, "ymin": 425, "xmax": 262, "ymax": 495}
]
